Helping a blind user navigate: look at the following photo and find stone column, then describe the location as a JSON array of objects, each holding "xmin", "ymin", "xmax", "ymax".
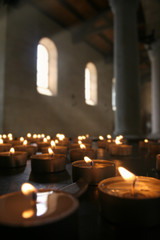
[
  {"xmin": 148, "ymin": 40, "xmax": 160, "ymax": 137},
  {"xmin": 0, "ymin": 6, "xmax": 7, "ymax": 132},
  {"xmin": 110, "ymin": 0, "xmax": 141, "ymax": 138}
]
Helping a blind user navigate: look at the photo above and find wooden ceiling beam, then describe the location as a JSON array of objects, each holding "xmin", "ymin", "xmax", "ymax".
[{"xmin": 71, "ymin": 10, "xmax": 113, "ymax": 43}]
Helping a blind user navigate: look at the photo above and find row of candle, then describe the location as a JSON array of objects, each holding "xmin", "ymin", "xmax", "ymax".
[
  {"xmin": 1, "ymin": 164, "xmax": 160, "ymax": 229},
  {"xmin": 1, "ymin": 132, "xmax": 160, "ymax": 230}
]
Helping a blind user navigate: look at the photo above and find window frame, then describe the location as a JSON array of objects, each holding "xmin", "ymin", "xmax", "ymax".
[
  {"xmin": 84, "ymin": 62, "xmax": 98, "ymax": 106},
  {"xmin": 36, "ymin": 37, "xmax": 58, "ymax": 96}
]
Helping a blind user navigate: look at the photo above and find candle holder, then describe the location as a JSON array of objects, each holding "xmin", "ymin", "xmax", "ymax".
[
  {"xmin": 37, "ymin": 141, "xmax": 50, "ymax": 152},
  {"xmin": 69, "ymin": 148, "xmax": 96, "ymax": 162},
  {"xmin": 14, "ymin": 144, "xmax": 38, "ymax": 157},
  {"xmin": 0, "ymin": 143, "xmax": 12, "ymax": 152},
  {"xmin": 0, "ymin": 151, "xmax": 28, "ymax": 168},
  {"xmin": 109, "ymin": 144, "xmax": 132, "ymax": 156},
  {"xmin": 72, "ymin": 159, "xmax": 115, "ymax": 185},
  {"xmin": 0, "ymin": 189, "xmax": 79, "ymax": 238},
  {"xmin": 31, "ymin": 153, "xmax": 66, "ymax": 173},
  {"xmin": 41, "ymin": 146, "xmax": 67, "ymax": 155},
  {"xmin": 70, "ymin": 143, "xmax": 91, "ymax": 149},
  {"xmin": 98, "ymin": 176, "xmax": 160, "ymax": 226}
]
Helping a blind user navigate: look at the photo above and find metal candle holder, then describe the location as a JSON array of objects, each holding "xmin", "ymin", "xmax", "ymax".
[
  {"xmin": 72, "ymin": 159, "xmax": 115, "ymax": 185},
  {"xmin": 31, "ymin": 153, "xmax": 66, "ymax": 173},
  {"xmin": 98, "ymin": 176, "xmax": 160, "ymax": 226}
]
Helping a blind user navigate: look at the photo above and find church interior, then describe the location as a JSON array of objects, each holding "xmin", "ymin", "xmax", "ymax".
[{"xmin": 0, "ymin": 0, "xmax": 160, "ymax": 239}]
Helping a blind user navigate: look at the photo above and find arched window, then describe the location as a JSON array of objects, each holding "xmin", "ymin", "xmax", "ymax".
[
  {"xmin": 85, "ymin": 62, "xmax": 98, "ymax": 105},
  {"xmin": 36, "ymin": 37, "xmax": 58, "ymax": 96}
]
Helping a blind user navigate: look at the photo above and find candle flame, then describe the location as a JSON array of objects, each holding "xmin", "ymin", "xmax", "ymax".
[
  {"xmin": 21, "ymin": 183, "xmax": 37, "ymax": 196},
  {"xmin": 107, "ymin": 134, "xmax": 112, "ymax": 139},
  {"xmin": 144, "ymin": 139, "xmax": 148, "ymax": 143},
  {"xmin": 50, "ymin": 140, "xmax": 56, "ymax": 147},
  {"xmin": 48, "ymin": 147, "xmax": 54, "ymax": 155},
  {"xmin": 23, "ymin": 140, "xmax": 28, "ymax": 146},
  {"xmin": 43, "ymin": 137, "xmax": 47, "ymax": 143},
  {"xmin": 33, "ymin": 134, "xmax": 37, "ymax": 139},
  {"xmin": 115, "ymin": 135, "xmax": 123, "ymax": 145},
  {"xmin": 20, "ymin": 137, "xmax": 24, "ymax": 142},
  {"xmin": 118, "ymin": 167, "xmax": 136, "ymax": 181},
  {"xmin": 56, "ymin": 134, "xmax": 65, "ymax": 141},
  {"xmin": 78, "ymin": 140, "xmax": 82, "ymax": 145},
  {"xmin": 80, "ymin": 144, "xmax": 86, "ymax": 149},
  {"xmin": 99, "ymin": 135, "xmax": 104, "ymax": 140},
  {"xmin": 46, "ymin": 135, "xmax": 51, "ymax": 140},
  {"xmin": 84, "ymin": 156, "xmax": 92, "ymax": 164},
  {"xmin": 27, "ymin": 133, "xmax": 31, "ymax": 138},
  {"xmin": 9, "ymin": 147, "xmax": 15, "ymax": 154}
]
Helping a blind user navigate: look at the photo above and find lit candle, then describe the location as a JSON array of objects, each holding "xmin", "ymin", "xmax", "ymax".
[
  {"xmin": 31, "ymin": 148, "xmax": 66, "ymax": 173},
  {"xmin": 37, "ymin": 137, "xmax": 50, "ymax": 152},
  {"xmin": 0, "ymin": 183, "xmax": 79, "ymax": 237},
  {"xmin": 97, "ymin": 136, "xmax": 106, "ymax": 149},
  {"xmin": 72, "ymin": 156, "xmax": 115, "ymax": 185},
  {"xmin": 41, "ymin": 140, "xmax": 67, "ymax": 155},
  {"xmin": 109, "ymin": 137, "xmax": 132, "ymax": 156},
  {"xmin": 0, "ymin": 139, "xmax": 12, "ymax": 152},
  {"xmin": 69, "ymin": 143, "xmax": 96, "ymax": 162},
  {"xmin": 0, "ymin": 147, "xmax": 27, "ymax": 168},
  {"xmin": 98, "ymin": 167, "xmax": 160, "ymax": 226},
  {"xmin": 14, "ymin": 140, "xmax": 38, "ymax": 157},
  {"xmin": 21, "ymin": 183, "xmax": 37, "ymax": 204}
]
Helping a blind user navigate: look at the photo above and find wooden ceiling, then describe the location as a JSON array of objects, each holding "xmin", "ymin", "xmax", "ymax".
[
  {"xmin": 30, "ymin": 0, "xmax": 114, "ymax": 58},
  {"xmin": 4, "ymin": 0, "xmax": 150, "ymax": 78}
]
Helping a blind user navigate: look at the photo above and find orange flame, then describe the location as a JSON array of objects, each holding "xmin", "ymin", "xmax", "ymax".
[
  {"xmin": 23, "ymin": 140, "xmax": 28, "ymax": 146},
  {"xmin": 21, "ymin": 183, "xmax": 37, "ymax": 196},
  {"xmin": 84, "ymin": 156, "xmax": 92, "ymax": 164},
  {"xmin": 80, "ymin": 144, "xmax": 86, "ymax": 149},
  {"xmin": 9, "ymin": 147, "xmax": 15, "ymax": 154},
  {"xmin": 118, "ymin": 167, "xmax": 136, "ymax": 181},
  {"xmin": 48, "ymin": 147, "xmax": 54, "ymax": 155},
  {"xmin": 50, "ymin": 140, "xmax": 56, "ymax": 147}
]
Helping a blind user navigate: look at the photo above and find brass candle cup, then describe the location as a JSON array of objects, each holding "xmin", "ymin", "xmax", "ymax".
[
  {"xmin": 72, "ymin": 160, "xmax": 115, "ymax": 185},
  {"xmin": 14, "ymin": 145, "xmax": 38, "ymax": 157},
  {"xmin": 0, "ymin": 143, "xmax": 12, "ymax": 152},
  {"xmin": 69, "ymin": 148, "xmax": 96, "ymax": 162},
  {"xmin": 0, "ymin": 189, "xmax": 79, "ymax": 238},
  {"xmin": 41, "ymin": 146, "xmax": 67, "ymax": 155},
  {"xmin": 98, "ymin": 176, "xmax": 160, "ymax": 226},
  {"xmin": 0, "ymin": 151, "xmax": 28, "ymax": 168},
  {"xmin": 37, "ymin": 142, "xmax": 50, "ymax": 152},
  {"xmin": 31, "ymin": 154, "xmax": 66, "ymax": 173},
  {"xmin": 70, "ymin": 143, "xmax": 91, "ymax": 149},
  {"xmin": 97, "ymin": 140, "xmax": 106, "ymax": 149},
  {"xmin": 109, "ymin": 144, "xmax": 132, "ymax": 156}
]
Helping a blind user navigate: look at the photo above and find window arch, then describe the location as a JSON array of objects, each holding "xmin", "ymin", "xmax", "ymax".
[
  {"xmin": 36, "ymin": 37, "xmax": 58, "ymax": 96},
  {"xmin": 85, "ymin": 62, "xmax": 98, "ymax": 105}
]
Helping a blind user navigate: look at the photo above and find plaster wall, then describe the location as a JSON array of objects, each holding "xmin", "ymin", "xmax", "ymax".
[{"xmin": 2, "ymin": 3, "xmax": 114, "ymax": 137}]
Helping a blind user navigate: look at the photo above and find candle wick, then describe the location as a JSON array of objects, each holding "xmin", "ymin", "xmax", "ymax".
[
  {"xmin": 132, "ymin": 176, "xmax": 138, "ymax": 196},
  {"xmin": 91, "ymin": 160, "xmax": 94, "ymax": 167}
]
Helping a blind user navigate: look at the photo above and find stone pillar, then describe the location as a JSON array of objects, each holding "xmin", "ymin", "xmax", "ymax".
[
  {"xmin": 110, "ymin": 0, "xmax": 141, "ymax": 138},
  {"xmin": 148, "ymin": 40, "xmax": 160, "ymax": 138},
  {"xmin": 0, "ymin": 6, "xmax": 7, "ymax": 132}
]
